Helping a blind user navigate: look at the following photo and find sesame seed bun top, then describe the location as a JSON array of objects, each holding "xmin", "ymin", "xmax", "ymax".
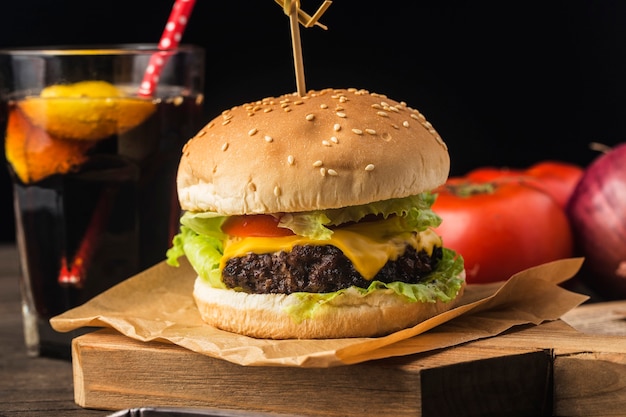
[{"xmin": 177, "ymin": 88, "xmax": 450, "ymax": 214}]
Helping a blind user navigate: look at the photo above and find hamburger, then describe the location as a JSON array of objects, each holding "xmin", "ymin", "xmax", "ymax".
[{"xmin": 166, "ymin": 88, "xmax": 465, "ymax": 339}]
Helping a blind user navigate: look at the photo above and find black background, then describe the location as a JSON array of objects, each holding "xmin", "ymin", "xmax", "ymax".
[{"xmin": 1, "ymin": 0, "xmax": 626, "ymax": 242}]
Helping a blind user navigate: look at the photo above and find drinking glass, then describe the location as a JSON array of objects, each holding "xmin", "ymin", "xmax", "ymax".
[{"xmin": 0, "ymin": 45, "xmax": 205, "ymax": 358}]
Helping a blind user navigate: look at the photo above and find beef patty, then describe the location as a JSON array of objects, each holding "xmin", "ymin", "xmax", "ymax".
[{"xmin": 222, "ymin": 243, "xmax": 442, "ymax": 294}]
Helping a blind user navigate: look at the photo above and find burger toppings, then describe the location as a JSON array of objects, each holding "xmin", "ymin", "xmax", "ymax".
[
  {"xmin": 219, "ymin": 216, "xmax": 443, "ymax": 281},
  {"xmin": 167, "ymin": 192, "xmax": 464, "ymax": 308}
]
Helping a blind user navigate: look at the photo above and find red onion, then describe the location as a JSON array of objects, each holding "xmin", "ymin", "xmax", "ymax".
[{"xmin": 566, "ymin": 143, "xmax": 626, "ymax": 299}]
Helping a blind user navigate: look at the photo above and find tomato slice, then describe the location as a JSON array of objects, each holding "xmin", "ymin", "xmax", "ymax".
[{"xmin": 221, "ymin": 214, "xmax": 295, "ymax": 237}]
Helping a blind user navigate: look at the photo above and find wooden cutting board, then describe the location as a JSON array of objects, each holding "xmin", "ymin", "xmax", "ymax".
[{"xmin": 71, "ymin": 313, "xmax": 626, "ymax": 417}]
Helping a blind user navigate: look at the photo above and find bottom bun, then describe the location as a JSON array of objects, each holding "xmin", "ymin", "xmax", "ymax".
[{"xmin": 193, "ymin": 276, "xmax": 466, "ymax": 339}]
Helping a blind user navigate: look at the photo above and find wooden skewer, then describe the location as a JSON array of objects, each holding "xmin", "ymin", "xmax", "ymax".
[
  {"xmin": 305, "ymin": 1, "xmax": 332, "ymax": 27},
  {"xmin": 289, "ymin": 0, "xmax": 306, "ymax": 96},
  {"xmin": 274, "ymin": 0, "xmax": 331, "ymax": 30},
  {"xmin": 276, "ymin": 0, "xmax": 333, "ymax": 96}
]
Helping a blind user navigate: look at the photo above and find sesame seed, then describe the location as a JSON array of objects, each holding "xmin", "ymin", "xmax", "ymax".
[
  {"xmin": 305, "ymin": 113, "xmax": 315, "ymax": 121},
  {"xmin": 333, "ymin": 123, "xmax": 341, "ymax": 131},
  {"xmin": 365, "ymin": 129, "xmax": 376, "ymax": 135},
  {"xmin": 330, "ymin": 136, "xmax": 339, "ymax": 144},
  {"xmin": 336, "ymin": 112, "xmax": 347, "ymax": 118},
  {"xmin": 313, "ymin": 160, "xmax": 323, "ymax": 167},
  {"xmin": 403, "ymin": 121, "xmax": 410, "ymax": 128},
  {"xmin": 365, "ymin": 164, "xmax": 375, "ymax": 171},
  {"xmin": 320, "ymin": 103, "xmax": 328, "ymax": 109},
  {"xmin": 391, "ymin": 124, "xmax": 400, "ymax": 130},
  {"xmin": 274, "ymin": 186, "xmax": 281, "ymax": 197},
  {"xmin": 281, "ymin": 103, "xmax": 289, "ymax": 108},
  {"xmin": 223, "ymin": 114, "xmax": 233, "ymax": 120},
  {"xmin": 322, "ymin": 140, "xmax": 331, "ymax": 146},
  {"xmin": 388, "ymin": 106, "xmax": 399, "ymax": 113},
  {"xmin": 339, "ymin": 96, "xmax": 348, "ymax": 103},
  {"xmin": 263, "ymin": 108, "xmax": 272, "ymax": 113},
  {"xmin": 327, "ymin": 168, "xmax": 338, "ymax": 176},
  {"xmin": 381, "ymin": 101, "xmax": 390, "ymax": 107},
  {"xmin": 294, "ymin": 100, "xmax": 303, "ymax": 105},
  {"xmin": 371, "ymin": 103, "xmax": 383, "ymax": 110},
  {"xmin": 320, "ymin": 167, "xmax": 327, "ymax": 176},
  {"xmin": 335, "ymin": 106, "xmax": 344, "ymax": 111},
  {"xmin": 197, "ymin": 129, "xmax": 207, "ymax": 137},
  {"xmin": 410, "ymin": 113, "xmax": 420, "ymax": 120},
  {"xmin": 352, "ymin": 128, "xmax": 363, "ymax": 135},
  {"xmin": 287, "ymin": 155, "xmax": 295, "ymax": 165},
  {"xmin": 264, "ymin": 135, "xmax": 273, "ymax": 143},
  {"xmin": 284, "ymin": 107, "xmax": 292, "ymax": 112},
  {"xmin": 434, "ymin": 134, "xmax": 446, "ymax": 148},
  {"xmin": 221, "ymin": 142, "xmax": 229, "ymax": 151},
  {"xmin": 222, "ymin": 119, "xmax": 231, "ymax": 126},
  {"xmin": 377, "ymin": 111, "xmax": 389, "ymax": 117},
  {"xmin": 248, "ymin": 128, "xmax": 258, "ymax": 136}
]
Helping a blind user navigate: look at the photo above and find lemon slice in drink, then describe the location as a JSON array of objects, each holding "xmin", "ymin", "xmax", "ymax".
[
  {"xmin": 5, "ymin": 107, "xmax": 95, "ymax": 184},
  {"xmin": 17, "ymin": 80, "xmax": 156, "ymax": 141}
]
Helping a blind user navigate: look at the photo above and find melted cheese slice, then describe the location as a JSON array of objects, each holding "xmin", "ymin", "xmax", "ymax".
[{"xmin": 221, "ymin": 221, "xmax": 442, "ymax": 280}]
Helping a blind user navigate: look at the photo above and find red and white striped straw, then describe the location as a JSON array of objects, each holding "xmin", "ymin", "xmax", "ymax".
[{"xmin": 138, "ymin": 0, "xmax": 196, "ymax": 97}]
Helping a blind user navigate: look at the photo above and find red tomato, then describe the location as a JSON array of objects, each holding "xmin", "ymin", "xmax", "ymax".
[
  {"xmin": 432, "ymin": 178, "xmax": 574, "ymax": 284},
  {"xmin": 221, "ymin": 215, "xmax": 295, "ymax": 237},
  {"xmin": 466, "ymin": 161, "xmax": 583, "ymax": 209}
]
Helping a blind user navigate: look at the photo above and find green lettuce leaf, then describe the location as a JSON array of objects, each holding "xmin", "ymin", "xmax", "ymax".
[
  {"xmin": 277, "ymin": 211, "xmax": 333, "ymax": 240},
  {"xmin": 280, "ymin": 193, "xmax": 441, "ymax": 239},
  {"xmin": 179, "ymin": 211, "xmax": 227, "ymax": 240},
  {"xmin": 166, "ymin": 224, "xmax": 226, "ymax": 288},
  {"xmin": 325, "ymin": 193, "xmax": 438, "ymax": 226}
]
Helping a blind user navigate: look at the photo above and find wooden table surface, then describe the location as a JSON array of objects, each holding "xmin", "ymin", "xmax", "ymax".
[{"xmin": 1, "ymin": 243, "xmax": 625, "ymax": 417}]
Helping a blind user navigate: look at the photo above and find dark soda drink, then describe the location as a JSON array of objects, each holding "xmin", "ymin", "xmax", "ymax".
[{"xmin": 5, "ymin": 86, "xmax": 203, "ymax": 358}]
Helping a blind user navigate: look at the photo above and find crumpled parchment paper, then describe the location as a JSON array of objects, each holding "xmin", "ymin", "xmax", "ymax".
[{"xmin": 51, "ymin": 257, "xmax": 588, "ymax": 367}]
